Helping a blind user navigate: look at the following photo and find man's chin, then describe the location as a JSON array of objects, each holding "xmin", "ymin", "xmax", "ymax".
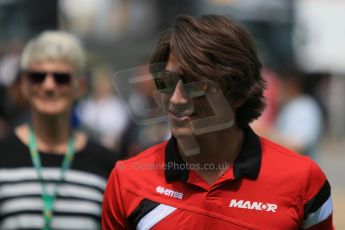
[{"xmin": 171, "ymin": 126, "xmax": 194, "ymax": 138}]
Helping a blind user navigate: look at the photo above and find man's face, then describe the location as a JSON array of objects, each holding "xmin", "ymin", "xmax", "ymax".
[
  {"xmin": 21, "ymin": 61, "xmax": 80, "ymax": 116},
  {"xmin": 156, "ymin": 54, "xmax": 236, "ymax": 141},
  {"xmin": 161, "ymin": 55, "xmax": 214, "ymax": 137}
]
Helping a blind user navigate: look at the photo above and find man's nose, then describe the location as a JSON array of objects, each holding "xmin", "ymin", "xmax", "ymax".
[{"xmin": 169, "ymin": 80, "xmax": 191, "ymax": 105}]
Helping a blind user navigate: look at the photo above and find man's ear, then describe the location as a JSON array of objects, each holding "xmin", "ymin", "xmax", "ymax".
[
  {"xmin": 232, "ymin": 98, "xmax": 246, "ymax": 109},
  {"xmin": 74, "ymin": 77, "xmax": 87, "ymax": 99},
  {"xmin": 225, "ymin": 91, "xmax": 246, "ymax": 110}
]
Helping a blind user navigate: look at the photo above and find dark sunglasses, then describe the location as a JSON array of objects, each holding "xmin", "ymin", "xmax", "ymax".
[
  {"xmin": 153, "ymin": 70, "xmax": 208, "ymax": 97},
  {"xmin": 25, "ymin": 71, "xmax": 73, "ymax": 85}
]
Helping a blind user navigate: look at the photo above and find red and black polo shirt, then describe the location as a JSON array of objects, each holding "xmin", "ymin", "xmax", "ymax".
[{"xmin": 102, "ymin": 127, "xmax": 333, "ymax": 230}]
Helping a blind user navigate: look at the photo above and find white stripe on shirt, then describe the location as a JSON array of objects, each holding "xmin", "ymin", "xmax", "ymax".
[
  {"xmin": 0, "ymin": 182, "xmax": 103, "ymax": 202},
  {"xmin": 0, "ymin": 168, "xmax": 106, "ymax": 189},
  {"xmin": 0, "ymin": 214, "xmax": 99, "ymax": 230},
  {"xmin": 0, "ymin": 198, "xmax": 101, "ymax": 216},
  {"xmin": 137, "ymin": 204, "xmax": 177, "ymax": 230},
  {"xmin": 302, "ymin": 196, "xmax": 333, "ymax": 229}
]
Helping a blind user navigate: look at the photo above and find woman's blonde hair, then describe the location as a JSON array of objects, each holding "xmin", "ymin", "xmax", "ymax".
[{"xmin": 20, "ymin": 31, "xmax": 86, "ymax": 74}]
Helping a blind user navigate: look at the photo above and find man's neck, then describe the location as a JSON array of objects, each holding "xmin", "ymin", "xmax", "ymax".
[{"xmin": 178, "ymin": 125, "xmax": 244, "ymax": 184}]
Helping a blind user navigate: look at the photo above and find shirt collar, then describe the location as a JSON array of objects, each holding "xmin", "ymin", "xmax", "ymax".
[{"xmin": 164, "ymin": 126, "xmax": 262, "ymax": 183}]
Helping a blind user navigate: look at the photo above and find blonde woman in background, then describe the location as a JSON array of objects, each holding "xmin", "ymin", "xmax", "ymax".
[{"xmin": 0, "ymin": 31, "xmax": 119, "ymax": 230}]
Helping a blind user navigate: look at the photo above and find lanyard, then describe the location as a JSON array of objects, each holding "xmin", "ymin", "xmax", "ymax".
[{"xmin": 28, "ymin": 124, "xmax": 75, "ymax": 230}]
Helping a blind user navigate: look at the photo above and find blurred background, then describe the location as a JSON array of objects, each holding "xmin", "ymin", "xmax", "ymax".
[{"xmin": 0, "ymin": 0, "xmax": 344, "ymax": 228}]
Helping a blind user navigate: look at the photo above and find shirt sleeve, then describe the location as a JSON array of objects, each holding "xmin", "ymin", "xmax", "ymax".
[
  {"xmin": 301, "ymin": 162, "xmax": 334, "ymax": 230},
  {"xmin": 102, "ymin": 162, "xmax": 127, "ymax": 230}
]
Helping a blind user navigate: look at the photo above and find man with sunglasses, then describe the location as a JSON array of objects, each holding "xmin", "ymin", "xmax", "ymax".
[
  {"xmin": 102, "ymin": 15, "xmax": 333, "ymax": 229},
  {"xmin": 0, "ymin": 31, "xmax": 119, "ymax": 229}
]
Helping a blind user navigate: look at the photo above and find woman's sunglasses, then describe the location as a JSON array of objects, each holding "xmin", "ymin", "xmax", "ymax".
[
  {"xmin": 153, "ymin": 70, "xmax": 208, "ymax": 97},
  {"xmin": 25, "ymin": 71, "xmax": 73, "ymax": 85}
]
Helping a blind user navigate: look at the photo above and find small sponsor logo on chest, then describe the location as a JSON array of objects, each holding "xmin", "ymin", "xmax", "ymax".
[
  {"xmin": 229, "ymin": 199, "xmax": 278, "ymax": 212},
  {"xmin": 156, "ymin": 186, "xmax": 183, "ymax": 200}
]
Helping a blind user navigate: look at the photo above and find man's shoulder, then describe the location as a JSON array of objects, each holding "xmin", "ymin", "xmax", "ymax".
[
  {"xmin": 261, "ymin": 137, "xmax": 314, "ymax": 162},
  {"xmin": 112, "ymin": 141, "xmax": 168, "ymax": 185},
  {"xmin": 259, "ymin": 137, "xmax": 325, "ymax": 179},
  {"xmin": 122, "ymin": 141, "xmax": 168, "ymax": 165}
]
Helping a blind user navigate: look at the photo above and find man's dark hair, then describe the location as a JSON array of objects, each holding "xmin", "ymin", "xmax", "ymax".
[{"xmin": 149, "ymin": 14, "xmax": 266, "ymax": 127}]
